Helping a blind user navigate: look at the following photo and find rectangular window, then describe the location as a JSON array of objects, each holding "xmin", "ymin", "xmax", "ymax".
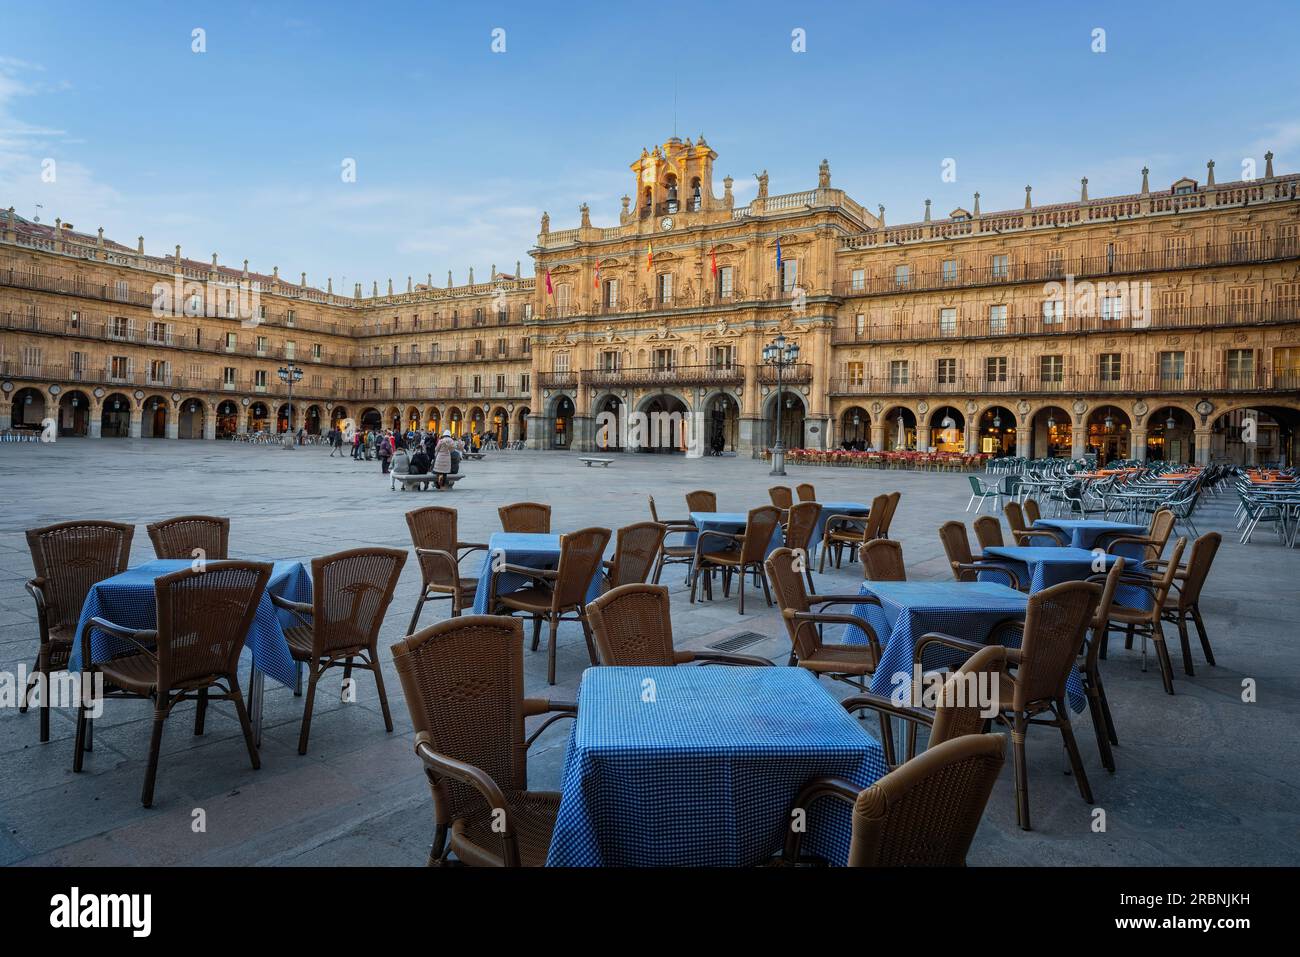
[
  {"xmin": 496, "ymin": 374, "xmax": 506, "ymax": 394},
  {"xmin": 523, "ymin": 303, "xmax": 533, "ymax": 320},
  {"xmin": 1046, "ymin": 248, "xmax": 1065, "ymax": 277},
  {"xmin": 69, "ymin": 351, "xmax": 85, "ymax": 376},
  {"xmin": 601, "ymin": 350, "xmax": 620, "ymax": 372},
  {"xmin": 552, "ymin": 353, "xmax": 570, "ymax": 373},
  {"xmin": 284, "ymin": 340, "xmax": 295, "ymax": 360},
  {"xmin": 520, "ymin": 373, "xmax": 530, "ymax": 393},
  {"xmin": 936, "ymin": 357, "xmax": 958, "ymax": 384},
  {"xmin": 851, "ymin": 268, "xmax": 865, "ymax": 291},
  {"xmin": 256, "ymin": 335, "xmax": 268, "ymax": 354},
  {"xmin": 717, "ymin": 265, "xmax": 734, "ymax": 299},
  {"xmin": 496, "ymin": 337, "xmax": 507, "ymax": 356},
  {"xmin": 69, "ymin": 310, "xmax": 80, "ymax": 330},
  {"xmin": 603, "ymin": 278, "xmax": 619, "ymax": 308},
  {"xmin": 254, "ymin": 370, "xmax": 268, "ymax": 390},
  {"xmin": 148, "ymin": 359, "xmax": 170, "ymax": 384},
  {"xmin": 556, "ymin": 284, "xmax": 571, "ymax": 314},
  {"xmin": 473, "ymin": 339, "xmax": 483, "ymax": 357},
  {"xmin": 114, "ymin": 280, "xmax": 130, "ymax": 301},
  {"xmin": 1159, "ymin": 351, "xmax": 1185, "ymax": 384},
  {"xmin": 657, "ymin": 272, "xmax": 673, "ymax": 304},
  {"xmin": 989, "ymin": 304, "xmax": 1008, "ymax": 334},
  {"xmin": 110, "ymin": 355, "xmax": 129, "ymax": 379},
  {"xmin": 781, "ymin": 259, "xmax": 798, "ymax": 292},
  {"xmin": 1226, "ymin": 348, "xmax": 1255, "ymax": 387},
  {"xmin": 653, "ymin": 348, "xmax": 674, "ymax": 371},
  {"xmin": 710, "ymin": 345, "xmax": 735, "ymax": 369},
  {"xmin": 854, "ymin": 313, "xmax": 866, "ymax": 338},
  {"xmin": 1101, "ymin": 296, "xmax": 1126, "ymax": 322},
  {"xmin": 846, "ymin": 361, "xmax": 865, "ymax": 385},
  {"xmin": 22, "ymin": 346, "xmax": 42, "ymax": 374},
  {"xmin": 941, "ymin": 259, "xmax": 958, "ymax": 283},
  {"xmin": 223, "ymin": 367, "xmax": 237, "ymax": 387},
  {"xmin": 313, "ymin": 342, "xmax": 322, "ymax": 360},
  {"xmin": 1039, "ymin": 355, "xmax": 1064, "ymax": 383},
  {"xmin": 472, "ymin": 375, "xmax": 482, "ymax": 394},
  {"xmin": 285, "ymin": 309, "xmax": 295, "ymax": 325},
  {"xmin": 939, "ymin": 308, "xmax": 957, "ymax": 336},
  {"xmin": 985, "ymin": 356, "xmax": 1007, "ymax": 382},
  {"xmin": 991, "ymin": 254, "xmax": 1009, "ymax": 280},
  {"xmin": 110, "ymin": 316, "xmax": 129, "ymax": 339},
  {"xmin": 497, "ymin": 305, "xmax": 508, "ymax": 325},
  {"xmin": 894, "ymin": 264, "xmax": 910, "ymax": 288},
  {"xmin": 1098, "ymin": 353, "xmax": 1122, "ymax": 382},
  {"xmin": 1042, "ymin": 300, "xmax": 1064, "ymax": 325},
  {"xmin": 889, "ymin": 360, "xmax": 909, "ymax": 385}
]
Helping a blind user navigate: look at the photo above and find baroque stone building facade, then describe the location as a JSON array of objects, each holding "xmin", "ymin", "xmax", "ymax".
[{"xmin": 3, "ymin": 137, "xmax": 1298, "ymax": 464}]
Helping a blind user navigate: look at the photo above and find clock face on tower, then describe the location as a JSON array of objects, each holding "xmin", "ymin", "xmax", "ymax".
[{"xmin": 660, "ymin": 216, "xmax": 673, "ymax": 231}]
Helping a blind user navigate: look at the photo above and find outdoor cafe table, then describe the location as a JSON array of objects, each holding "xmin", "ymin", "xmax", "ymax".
[
  {"xmin": 471, "ymin": 532, "xmax": 605, "ymax": 615},
  {"xmin": 546, "ymin": 666, "xmax": 887, "ymax": 867},
  {"xmin": 841, "ymin": 580, "xmax": 1086, "ymax": 712},
  {"xmin": 71, "ymin": 558, "xmax": 310, "ymax": 744},
  {"xmin": 1033, "ymin": 518, "xmax": 1147, "ymax": 551},
  {"xmin": 685, "ymin": 512, "xmax": 784, "ymax": 557},
  {"xmin": 809, "ymin": 501, "xmax": 871, "ymax": 557}
]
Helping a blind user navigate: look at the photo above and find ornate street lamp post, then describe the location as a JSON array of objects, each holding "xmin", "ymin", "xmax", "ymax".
[
  {"xmin": 277, "ymin": 363, "xmax": 303, "ymax": 449},
  {"xmin": 762, "ymin": 332, "xmax": 800, "ymax": 476}
]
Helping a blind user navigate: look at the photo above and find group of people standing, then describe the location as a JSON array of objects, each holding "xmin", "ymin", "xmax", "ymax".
[{"xmin": 324, "ymin": 425, "xmax": 470, "ymax": 489}]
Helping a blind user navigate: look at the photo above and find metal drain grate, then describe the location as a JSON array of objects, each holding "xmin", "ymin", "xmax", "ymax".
[{"xmin": 708, "ymin": 631, "xmax": 769, "ymax": 653}]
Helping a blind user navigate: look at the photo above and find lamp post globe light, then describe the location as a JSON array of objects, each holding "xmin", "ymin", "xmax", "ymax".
[
  {"xmin": 762, "ymin": 331, "xmax": 800, "ymax": 476},
  {"xmin": 277, "ymin": 363, "xmax": 303, "ymax": 449}
]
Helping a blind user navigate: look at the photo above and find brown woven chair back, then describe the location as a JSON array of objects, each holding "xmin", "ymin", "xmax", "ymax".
[
  {"xmin": 26, "ymin": 520, "xmax": 135, "ymax": 636},
  {"xmin": 878, "ymin": 491, "xmax": 902, "ymax": 537},
  {"xmin": 768, "ymin": 486, "xmax": 794, "ymax": 510},
  {"xmin": 647, "ymin": 495, "xmax": 664, "ymax": 523},
  {"xmin": 764, "ymin": 547, "xmax": 817, "ymax": 660},
  {"xmin": 586, "ymin": 583, "xmax": 675, "ymax": 666},
  {"xmin": 1147, "ymin": 508, "xmax": 1176, "ymax": 553},
  {"xmin": 739, "ymin": 506, "xmax": 782, "ymax": 564},
  {"xmin": 783, "ymin": 501, "xmax": 822, "ymax": 553},
  {"xmin": 973, "ymin": 515, "xmax": 1004, "ymax": 549},
  {"xmin": 310, "ymin": 547, "xmax": 407, "ymax": 656},
  {"xmin": 406, "ymin": 506, "xmax": 460, "ymax": 590},
  {"xmin": 146, "ymin": 515, "xmax": 230, "ymax": 561},
  {"xmin": 862, "ymin": 493, "xmax": 890, "ymax": 540},
  {"xmin": 390, "ymin": 615, "xmax": 527, "ymax": 825},
  {"xmin": 1003, "ymin": 500, "xmax": 1028, "ymax": 533},
  {"xmin": 498, "ymin": 502, "xmax": 551, "ymax": 534},
  {"xmin": 796, "ymin": 483, "xmax": 817, "ymax": 503},
  {"xmin": 862, "ymin": 539, "xmax": 905, "ymax": 581},
  {"xmin": 607, "ymin": 522, "xmax": 666, "ymax": 588},
  {"xmin": 552, "ymin": 527, "xmax": 612, "ymax": 609},
  {"xmin": 847, "ymin": 733, "xmax": 1005, "ymax": 867},
  {"xmin": 153, "ymin": 562, "xmax": 271, "ymax": 688},
  {"xmin": 938, "ymin": 521, "xmax": 974, "ymax": 581},
  {"xmin": 1022, "ymin": 498, "xmax": 1042, "ymax": 524},
  {"xmin": 1013, "ymin": 580, "xmax": 1100, "ymax": 708},
  {"xmin": 685, "ymin": 489, "xmax": 717, "ymax": 513},
  {"xmin": 930, "ymin": 645, "xmax": 1008, "ymax": 745},
  {"xmin": 1175, "ymin": 532, "xmax": 1220, "ymax": 606}
]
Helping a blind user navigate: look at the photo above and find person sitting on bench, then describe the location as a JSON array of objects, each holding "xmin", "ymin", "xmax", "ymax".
[{"xmin": 409, "ymin": 446, "xmax": 432, "ymax": 490}]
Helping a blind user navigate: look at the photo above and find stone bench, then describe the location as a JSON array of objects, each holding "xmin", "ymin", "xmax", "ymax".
[
  {"xmin": 391, "ymin": 472, "xmax": 465, "ymax": 491},
  {"xmin": 579, "ymin": 457, "xmax": 615, "ymax": 467},
  {"xmin": 462, "ymin": 451, "xmax": 486, "ymax": 461}
]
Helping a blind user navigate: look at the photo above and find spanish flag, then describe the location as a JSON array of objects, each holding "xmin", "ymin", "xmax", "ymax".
[
  {"xmin": 593, "ymin": 259, "xmax": 600, "ymax": 290},
  {"xmin": 710, "ymin": 246, "xmax": 718, "ymax": 276},
  {"xmin": 646, "ymin": 242, "xmax": 654, "ymax": 272}
]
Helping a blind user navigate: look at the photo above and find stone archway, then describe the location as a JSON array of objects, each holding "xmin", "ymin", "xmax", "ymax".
[
  {"xmin": 764, "ymin": 390, "xmax": 807, "ymax": 451},
  {"xmin": 58, "ymin": 390, "xmax": 92, "ymax": 437},
  {"xmin": 249, "ymin": 401, "xmax": 271, "ymax": 433},
  {"xmin": 636, "ymin": 392, "xmax": 691, "ymax": 453},
  {"xmin": 1209, "ymin": 403, "xmax": 1300, "ymax": 466},
  {"xmin": 516, "ymin": 406, "xmax": 530, "ymax": 444},
  {"xmin": 1029, "ymin": 405, "xmax": 1071, "ymax": 458},
  {"xmin": 929, "ymin": 405, "xmax": 966, "ymax": 453},
  {"xmin": 839, "ymin": 406, "xmax": 870, "ymax": 449},
  {"xmin": 703, "ymin": 391, "xmax": 740, "ymax": 455},
  {"xmin": 12, "ymin": 387, "xmax": 47, "ymax": 430},
  {"xmin": 101, "ymin": 393, "xmax": 133, "ymax": 438},
  {"xmin": 216, "ymin": 400, "xmax": 240, "ymax": 439},
  {"xmin": 490, "ymin": 406, "xmax": 509, "ymax": 445},
  {"xmin": 1087, "ymin": 405, "xmax": 1132, "ymax": 465},
  {"xmin": 975, "ymin": 405, "xmax": 1017, "ymax": 456},
  {"xmin": 881, "ymin": 405, "xmax": 917, "ymax": 451},
  {"xmin": 594, "ymin": 393, "xmax": 624, "ymax": 451},
  {"xmin": 178, "ymin": 398, "xmax": 206, "ymax": 439},
  {"xmin": 549, "ymin": 395, "xmax": 575, "ymax": 449},
  {"xmin": 1145, "ymin": 405, "xmax": 1196, "ymax": 464},
  {"xmin": 142, "ymin": 396, "xmax": 169, "ymax": 438}
]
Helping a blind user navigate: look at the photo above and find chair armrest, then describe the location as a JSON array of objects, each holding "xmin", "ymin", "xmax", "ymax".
[
  {"xmin": 1104, "ymin": 535, "xmax": 1156, "ymax": 554},
  {"xmin": 822, "ymin": 513, "xmax": 867, "ymax": 535},
  {"xmin": 809, "ymin": 593, "xmax": 881, "ymax": 608},
  {"xmin": 500, "ymin": 563, "xmax": 558, "ymax": 580},
  {"xmin": 24, "ymin": 578, "xmax": 47, "ymax": 613},
  {"xmin": 88, "ymin": 616, "xmax": 159, "ymax": 659},
  {"xmin": 695, "ymin": 529, "xmax": 742, "ymax": 551},
  {"xmin": 681, "ymin": 650, "xmax": 774, "ymax": 667},
  {"xmin": 781, "ymin": 776, "xmax": 863, "ymax": 864},
  {"xmin": 456, "ymin": 542, "xmax": 489, "ymax": 561},
  {"xmin": 955, "ymin": 561, "xmax": 1021, "ymax": 590},
  {"xmin": 913, "ymin": 631, "xmax": 989, "ymax": 666},
  {"xmin": 270, "ymin": 592, "xmax": 313, "ymax": 615},
  {"xmin": 1016, "ymin": 528, "xmax": 1068, "ymax": 546},
  {"xmin": 414, "ymin": 732, "xmax": 519, "ymax": 865},
  {"xmin": 840, "ymin": 692, "xmax": 936, "ymax": 728},
  {"xmin": 521, "ymin": 699, "xmax": 578, "ymax": 748},
  {"xmin": 788, "ymin": 609, "xmax": 882, "ymax": 656}
]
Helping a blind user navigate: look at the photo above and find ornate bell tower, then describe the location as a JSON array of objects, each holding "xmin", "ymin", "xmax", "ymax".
[{"xmin": 627, "ymin": 135, "xmax": 719, "ymax": 224}]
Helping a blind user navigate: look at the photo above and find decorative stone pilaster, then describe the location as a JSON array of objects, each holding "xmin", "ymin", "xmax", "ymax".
[
  {"xmin": 1131, "ymin": 430, "xmax": 1148, "ymax": 462},
  {"xmin": 203, "ymin": 411, "xmax": 217, "ymax": 441},
  {"xmin": 1071, "ymin": 425, "xmax": 1087, "ymax": 460},
  {"xmin": 1194, "ymin": 430, "xmax": 1213, "ymax": 466},
  {"xmin": 129, "ymin": 407, "xmax": 142, "ymax": 439}
]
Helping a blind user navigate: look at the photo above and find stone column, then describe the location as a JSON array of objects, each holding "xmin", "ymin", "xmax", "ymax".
[
  {"xmin": 738, "ymin": 416, "xmax": 762, "ymax": 457},
  {"xmin": 203, "ymin": 409, "xmax": 217, "ymax": 441},
  {"xmin": 870, "ymin": 423, "xmax": 886, "ymax": 452},
  {"xmin": 915, "ymin": 425, "xmax": 931, "ymax": 452},
  {"xmin": 572, "ymin": 414, "xmax": 594, "ymax": 452},
  {"xmin": 129, "ymin": 406, "xmax": 142, "ymax": 439},
  {"xmin": 165, "ymin": 408, "xmax": 179, "ymax": 439},
  {"xmin": 1194, "ymin": 429, "xmax": 1212, "ymax": 466},
  {"xmin": 0, "ymin": 403, "xmax": 10, "ymax": 432},
  {"xmin": 965, "ymin": 422, "xmax": 978, "ymax": 454},
  {"xmin": 1131, "ymin": 429, "xmax": 1148, "ymax": 462},
  {"xmin": 1015, "ymin": 425, "xmax": 1030, "ymax": 458},
  {"xmin": 237, "ymin": 405, "xmax": 249, "ymax": 435},
  {"xmin": 1071, "ymin": 424, "xmax": 1087, "ymax": 459},
  {"xmin": 89, "ymin": 402, "xmax": 102, "ymax": 438},
  {"xmin": 526, "ymin": 414, "xmax": 545, "ymax": 450}
]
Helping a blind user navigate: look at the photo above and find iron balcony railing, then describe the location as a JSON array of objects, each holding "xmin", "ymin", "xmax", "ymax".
[
  {"xmin": 828, "ymin": 369, "xmax": 1295, "ymax": 397},
  {"xmin": 582, "ymin": 363, "xmax": 746, "ymax": 389}
]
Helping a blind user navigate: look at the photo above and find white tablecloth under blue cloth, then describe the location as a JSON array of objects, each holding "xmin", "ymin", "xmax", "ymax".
[
  {"xmin": 471, "ymin": 532, "xmax": 605, "ymax": 615},
  {"xmin": 70, "ymin": 559, "xmax": 309, "ymax": 689},
  {"xmin": 546, "ymin": 666, "xmax": 887, "ymax": 867},
  {"xmin": 842, "ymin": 580, "xmax": 1087, "ymax": 712}
]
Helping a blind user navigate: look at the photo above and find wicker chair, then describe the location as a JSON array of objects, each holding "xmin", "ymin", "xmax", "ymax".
[
  {"xmin": 937, "ymin": 521, "xmax": 1020, "ymax": 589},
  {"xmin": 690, "ymin": 506, "xmax": 781, "ymax": 614},
  {"xmin": 685, "ymin": 489, "xmax": 717, "ymax": 513},
  {"xmin": 1004, "ymin": 501, "xmax": 1067, "ymax": 545},
  {"xmin": 81, "ymin": 561, "xmax": 271, "ymax": 806},
  {"xmin": 1102, "ymin": 537, "xmax": 1188, "ymax": 694},
  {"xmin": 603, "ymin": 522, "xmax": 667, "ymax": 589},
  {"xmin": 1022, "ymin": 498, "xmax": 1043, "ymax": 524},
  {"xmin": 405, "ymin": 506, "xmax": 488, "ymax": 632},
  {"xmin": 781, "ymin": 501, "xmax": 822, "ymax": 592},
  {"xmin": 390, "ymin": 615, "xmax": 576, "ymax": 866},
  {"xmin": 796, "ymin": 483, "xmax": 817, "ymax": 502},
  {"xmin": 1080, "ymin": 558, "xmax": 1126, "ymax": 771},
  {"xmin": 765, "ymin": 547, "xmax": 882, "ymax": 690},
  {"xmin": 924, "ymin": 580, "xmax": 1101, "ymax": 830},
  {"xmin": 877, "ymin": 491, "xmax": 902, "ymax": 538},
  {"xmin": 498, "ymin": 502, "xmax": 552, "ymax": 534},
  {"xmin": 647, "ymin": 496, "xmax": 695, "ymax": 584},
  {"xmin": 1155, "ymin": 532, "xmax": 1221, "ymax": 677},
  {"xmin": 768, "ymin": 486, "xmax": 794, "ymax": 511},
  {"xmin": 1101, "ymin": 507, "xmax": 1175, "ymax": 561},
  {"xmin": 270, "ymin": 547, "xmax": 408, "ymax": 754},
  {"xmin": 972, "ymin": 515, "xmax": 1005, "ymax": 550},
  {"xmin": 145, "ymin": 515, "xmax": 230, "ymax": 561},
  {"xmin": 490, "ymin": 527, "xmax": 612, "ymax": 685},
  {"xmin": 22, "ymin": 520, "xmax": 135, "ymax": 742},
  {"xmin": 819, "ymin": 492, "xmax": 889, "ymax": 573},
  {"xmin": 586, "ymin": 583, "xmax": 771, "ymax": 666},
  {"xmin": 782, "ymin": 733, "xmax": 1005, "ymax": 866},
  {"xmin": 861, "ymin": 539, "xmax": 906, "ymax": 581}
]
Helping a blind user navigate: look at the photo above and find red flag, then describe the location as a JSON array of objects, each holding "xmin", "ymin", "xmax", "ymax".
[
  {"xmin": 646, "ymin": 243, "xmax": 654, "ymax": 272},
  {"xmin": 593, "ymin": 260, "xmax": 600, "ymax": 290},
  {"xmin": 710, "ymin": 246, "xmax": 718, "ymax": 276},
  {"xmin": 545, "ymin": 269, "xmax": 553, "ymax": 296}
]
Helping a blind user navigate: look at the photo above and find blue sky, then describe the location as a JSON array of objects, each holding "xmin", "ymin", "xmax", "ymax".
[{"xmin": 2, "ymin": 0, "xmax": 1297, "ymax": 287}]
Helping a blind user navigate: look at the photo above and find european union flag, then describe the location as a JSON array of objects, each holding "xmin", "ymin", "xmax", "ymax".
[{"xmin": 775, "ymin": 236, "xmax": 783, "ymax": 275}]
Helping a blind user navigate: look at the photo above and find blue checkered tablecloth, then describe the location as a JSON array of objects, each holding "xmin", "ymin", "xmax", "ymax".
[
  {"xmin": 471, "ymin": 532, "xmax": 605, "ymax": 615},
  {"xmin": 1003, "ymin": 529, "xmax": 1155, "ymax": 611},
  {"xmin": 1033, "ymin": 518, "xmax": 1147, "ymax": 551},
  {"xmin": 841, "ymin": 580, "xmax": 1087, "ymax": 712},
  {"xmin": 685, "ymin": 512, "xmax": 783, "ymax": 557},
  {"xmin": 982, "ymin": 545, "xmax": 1120, "ymax": 593},
  {"xmin": 546, "ymin": 666, "xmax": 887, "ymax": 867},
  {"xmin": 69, "ymin": 559, "xmax": 309, "ymax": 688},
  {"xmin": 810, "ymin": 501, "xmax": 870, "ymax": 558}
]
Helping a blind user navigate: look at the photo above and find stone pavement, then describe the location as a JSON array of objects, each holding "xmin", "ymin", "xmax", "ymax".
[{"xmin": 0, "ymin": 439, "xmax": 1296, "ymax": 866}]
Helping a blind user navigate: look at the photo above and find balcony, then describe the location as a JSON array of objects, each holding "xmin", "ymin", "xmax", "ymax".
[
  {"xmin": 833, "ymin": 237, "xmax": 1300, "ymax": 299},
  {"xmin": 583, "ymin": 363, "xmax": 746, "ymax": 389},
  {"xmin": 828, "ymin": 369, "xmax": 1289, "ymax": 397},
  {"xmin": 757, "ymin": 362, "xmax": 813, "ymax": 386},
  {"xmin": 830, "ymin": 302, "xmax": 1300, "ymax": 346},
  {"xmin": 538, "ymin": 371, "xmax": 575, "ymax": 389}
]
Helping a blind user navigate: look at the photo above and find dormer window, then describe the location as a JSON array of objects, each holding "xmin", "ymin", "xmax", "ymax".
[{"xmin": 1171, "ymin": 177, "xmax": 1198, "ymax": 195}]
